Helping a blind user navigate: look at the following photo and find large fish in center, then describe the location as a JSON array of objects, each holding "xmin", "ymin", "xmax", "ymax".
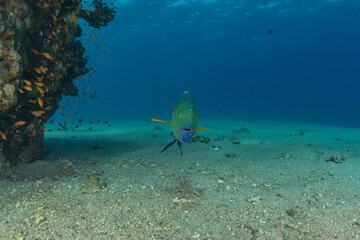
[{"xmin": 151, "ymin": 91, "xmax": 211, "ymax": 155}]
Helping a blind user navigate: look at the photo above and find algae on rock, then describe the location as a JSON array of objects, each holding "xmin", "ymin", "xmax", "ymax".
[{"xmin": 0, "ymin": 0, "xmax": 115, "ymax": 176}]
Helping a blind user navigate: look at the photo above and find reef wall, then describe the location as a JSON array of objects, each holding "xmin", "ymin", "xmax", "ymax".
[{"xmin": 0, "ymin": 0, "xmax": 115, "ymax": 176}]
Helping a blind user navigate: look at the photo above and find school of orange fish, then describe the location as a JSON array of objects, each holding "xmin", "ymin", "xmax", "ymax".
[{"xmin": 0, "ymin": 0, "xmax": 116, "ymax": 141}]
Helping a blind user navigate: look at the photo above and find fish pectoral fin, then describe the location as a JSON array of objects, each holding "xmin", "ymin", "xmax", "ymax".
[
  {"xmin": 160, "ymin": 139, "xmax": 177, "ymax": 153},
  {"xmin": 177, "ymin": 141, "xmax": 183, "ymax": 156},
  {"xmin": 151, "ymin": 119, "xmax": 171, "ymax": 125},
  {"xmin": 196, "ymin": 126, "xmax": 212, "ymax": 130}
]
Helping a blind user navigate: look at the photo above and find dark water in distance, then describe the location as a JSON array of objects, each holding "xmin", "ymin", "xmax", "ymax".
[{"xmin": 76, "ymin": 0, "xmax": 360, "ymax": 128}]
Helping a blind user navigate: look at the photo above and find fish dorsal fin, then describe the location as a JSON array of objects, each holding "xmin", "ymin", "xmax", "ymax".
[
  {"xmin": 151, "ymin": 119, "xmax": 171, "ymax": 125},
  {"xmin": 196, "ymin": 126, "xmax": 212, "ymax": 131}
]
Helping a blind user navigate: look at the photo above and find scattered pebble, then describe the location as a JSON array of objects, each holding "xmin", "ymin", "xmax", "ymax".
[
  {"xmin": 190, "ymin": 135, "xmax": 210, "ymax": 144},
  {"xmin": 87, "ymin": 171, "xmax": 106, "ymax": 189},
  {"xmin": 281, "ymin": 153, "xmax": 293, "ymax": 159},
  {"xmin": 60, "ymin": 160, "xmax": 74, "ymax": 170},
  {"xmin": 92, "ymin": 144, "xmax": 104, "ymax": 150},
  {"xmin": 232, "ymin": 128, "xmax": 251, "ymax": 134},
  {"xmin": 285, "ymin": 209, "xmax": 297, "ymax": 217},
  {"xmin": 326, "ymin": 154, "xmax": 347, "ymax": 164},
  {"xmin": 247, "ymin": 196, "xmax": 263, "ymax": 204},
  {"xmin": 286, "ymin": 224, "xmax": 310, "ymax": 234},
  {"xmin": 172, "ymin": 198, "xmax": 194, "ymax": 204},
  {"xmin": 214, "ymin": 135, "xmax": 225, "ymax": 141},
  {"xmin": 211, "ymin": 145, "xmax": 221, "ymax": 150},
  {"xmin": 152, "ymin": 126, "xmax": 164, "ymax": 131},
  {"xmin": 35, "ymin": 215, "xmax": 46, "ymax": 225},
  {"xmin": 228, "ymin": 136, "xmax": 241, "ymax": 144},
  {"xmin": 225, "ymin": 153, "xmax": 237, "ymax": 158},
  {"xmin": 16, "ymin": 233, "xmax": 24, "ymax": 240}
]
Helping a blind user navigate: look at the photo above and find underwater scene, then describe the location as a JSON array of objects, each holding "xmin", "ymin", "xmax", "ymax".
[{"xmin": 1, "ymin": 0, "xmax": 360, "ymax": 239}]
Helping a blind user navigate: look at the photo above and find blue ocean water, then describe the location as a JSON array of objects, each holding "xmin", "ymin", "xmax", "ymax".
[
  {"xmin": 3, "ymin": 2, "xmax": 360, "ymax": 238},
  {"xmin": 73, "ymin": 0, "xmax": 360, "ymax": 128}
]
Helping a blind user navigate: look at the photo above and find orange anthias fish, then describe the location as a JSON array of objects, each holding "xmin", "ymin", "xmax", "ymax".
[
  {"xmin": 31, "ymin": 110, "xmax": 45, "ymax": 117},
  {"xmin": 31, "ymin": 48, "xmax": 40, "ymax": 55},
  {"xmin": 151, "ymin": 91, "xmax": 211, "ymax": 155},
  {"xmin": 38, "ymin": 98, "xmax": 43, "ymax": 108},
  {"xmin": 0, "ymin": 132, "xmax": 6, "ymax": 140},
  {"xmin": 23, "ymin": 85, "xmax": 32, "ymax": 91},
  {"xmin": 24, "ymin": 80, "xmax": 32, "ymax": 85},
  {"xmin": 13, "ymin": 121, "xmax": 26, "ymax": 127},
  {"xmin": 43, "ymin": 52, "xmax": 53, "ymax": 60},
  {"xmin": 35, "ymin": 82, "xmax": 44, "ymax": 87},
  {"xmin": 37, "ymin": 87, "xmax": 45, "ymax": 94},
  {"xmin": 38, "ymin": 66, "xmax": 48, "ymax": 73}
]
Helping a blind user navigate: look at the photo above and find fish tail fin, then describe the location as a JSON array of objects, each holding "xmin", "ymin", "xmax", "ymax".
[
  {"xmin": 196, "ymin": 126, "xmax": 212, "ymax": 130},
  {"xmin": 160, "ymin": 139, "xmax": 177, "ymax": 153},
  {"xmin": 177, "ymin": 141, "xmax": 183, "ymax": 156},
  {"xmin": 151, "ymin": 119, "xmax": 171, "ymax": 125}
]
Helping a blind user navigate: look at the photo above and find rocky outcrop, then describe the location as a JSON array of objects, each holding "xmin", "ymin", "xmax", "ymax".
[{"xmin": 0, "ymin": 0, "xmax": 115, "ymax": 176}]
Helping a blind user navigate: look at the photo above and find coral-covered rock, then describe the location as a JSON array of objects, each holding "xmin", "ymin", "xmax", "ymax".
[
  {"xmin": 0, "ymin": 0, "xmax": 116, "ymax": 177},
  {"xmin": 0, "ymin": 0, "xmax": 32, "ymax": 114}
]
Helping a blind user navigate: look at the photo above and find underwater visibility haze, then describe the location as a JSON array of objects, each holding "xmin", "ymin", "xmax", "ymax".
[
  {"xmin": 99, "ymin": 0, "xmax": 360, "ymax": 127},
  {"xmin": 1, "ymin": 0, "xmax": 360, "ymax": 239}
]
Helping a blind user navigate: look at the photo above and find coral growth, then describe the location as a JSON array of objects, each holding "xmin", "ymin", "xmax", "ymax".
[
  {"xmin": 0, "ymin": 0, "xmax": 116, "ymax": 176},
  {"xmin": 190, "ymin": 135, "xmax": 210, "ymax": 144},
  {"xmin": 326, "ymin": 154, "xmax": 347, "ymax": 164}
]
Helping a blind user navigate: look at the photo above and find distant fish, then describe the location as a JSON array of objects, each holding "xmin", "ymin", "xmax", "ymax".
[{"xmin": 151, "ymin": 91, "xmax": 211, "ymax": 155}]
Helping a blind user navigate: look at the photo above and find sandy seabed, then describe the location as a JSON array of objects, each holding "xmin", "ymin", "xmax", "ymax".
[{"xmin": 1, "ymin": 119, "xmax": 360, "ymax": 240}]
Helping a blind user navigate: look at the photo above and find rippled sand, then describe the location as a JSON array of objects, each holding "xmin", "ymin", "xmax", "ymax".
[{"xmin": 1, "ymin": 120, "xmax": 359, "ymax": 239}]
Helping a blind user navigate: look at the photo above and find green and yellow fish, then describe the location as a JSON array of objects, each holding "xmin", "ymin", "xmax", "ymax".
[{"xmin": 151, "ymin": 91, "xmax": 211, "ymax": 155}]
